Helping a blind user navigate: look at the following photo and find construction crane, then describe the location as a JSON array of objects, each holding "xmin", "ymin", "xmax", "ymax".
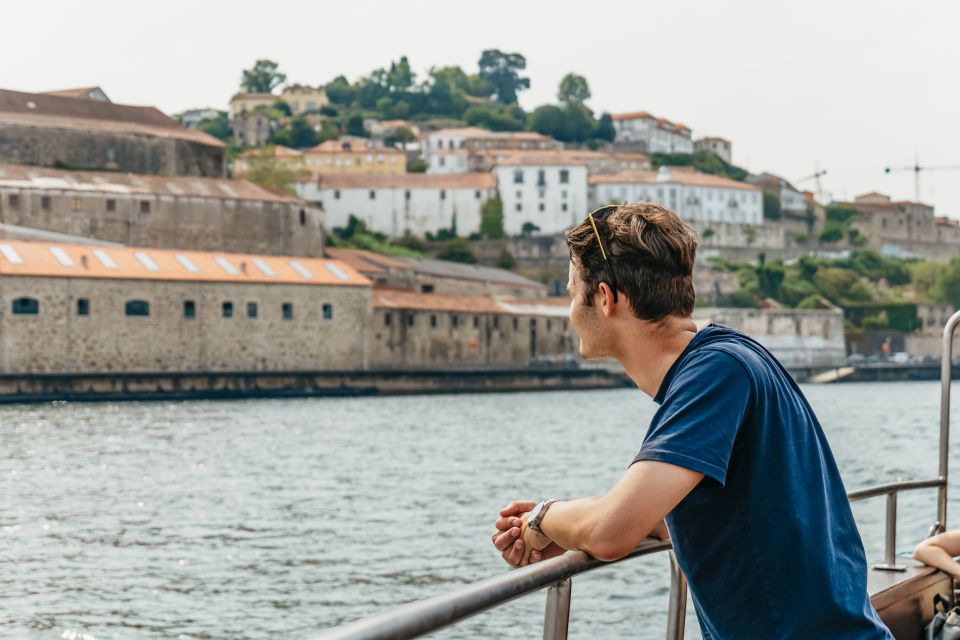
[
  {"xmin": 796, "ymin": 167, "xmax": 827, "ymax": 202},
  {"xmin": 884, "ymin": 156, "xmax": 960, "ymax": 202}
]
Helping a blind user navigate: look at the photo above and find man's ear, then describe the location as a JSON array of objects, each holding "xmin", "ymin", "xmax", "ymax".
[{"xmin": 596, "ymin": 282, "xmax": 616, "ymax": 317}]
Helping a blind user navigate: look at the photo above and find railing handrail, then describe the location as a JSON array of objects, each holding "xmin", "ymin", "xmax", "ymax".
[
  {"xmin": 311, "ymin": 538, "xmax": 672, "ymax": 640},
  {"xmin": 314, "ymin": 310, "xmax": 960, "ymax": 640}
]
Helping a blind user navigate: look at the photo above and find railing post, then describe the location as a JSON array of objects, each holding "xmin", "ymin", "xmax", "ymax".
[
  {"xmin": 543, "ymin": 579, "xmax": 571, "ymax": 640},
  {"xmin": 667, "ymin": 551, "xmax": 687, "ymax": 640},
  {"xmin": 873, "ymin": 492, "xmax": 906, "ymax": 572},
  {"xmin": 938, "ymin": 310, "xmax": 960, "ymax": 533}
]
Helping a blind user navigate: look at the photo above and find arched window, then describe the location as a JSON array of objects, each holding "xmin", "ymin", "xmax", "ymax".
[
  {"xmin": 12, "ymin": 297, "xmax": 39, "ymax": 315},
  {"xmin": 125, "ymin": 300, "xmax": 150, "ymax": 317}
]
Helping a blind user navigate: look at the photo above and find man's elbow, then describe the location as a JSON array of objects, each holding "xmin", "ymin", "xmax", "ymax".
[{"xmin": 580, "ymin": 522, "xmax": 653, "ymax": 562}]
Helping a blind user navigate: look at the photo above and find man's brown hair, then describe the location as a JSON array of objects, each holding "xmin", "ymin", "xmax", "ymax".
[{"xmin": 565, "ymin": 202, "xmax": 698, "ymax": 322}]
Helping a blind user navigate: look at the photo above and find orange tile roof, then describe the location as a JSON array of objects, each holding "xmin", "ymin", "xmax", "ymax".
[
  {"xmin": 612, "ymin": 111, "xmax": 653, "ymax": 121},
  {"xmin": 588, "ymin": 169, "xmax": 759, "ymax": 191},
  {"xmin": 40, "ymin": 87, "xmax": 107, "ymax": 100},
  {"xmin": 0, "ymin": 88, "xmax": 224, "ymax": 148},
  {"xmin": 0, "ymin": 164, "xmax": 301, "ymax": 203},
  {"xmin": 313, "ymin": 173, "xmax": 496, "ymax": 189},
  {"xmin": 237, "ymin": 145, "xmax": 303, "ymax": 159},
  {"xmin": 230, "ymin": 92, "xmax": 277, "ymax": 102},
  {"xmin": 493, "ymin": 150, "xmax": 589, "ymax": 167},
  {"xmin": 324, "ymin": 248, "xmax": 415, "ymax": 274},
  {"xmin": 0, "ymin": 240, "xmax": 371, "ymax": 287}
]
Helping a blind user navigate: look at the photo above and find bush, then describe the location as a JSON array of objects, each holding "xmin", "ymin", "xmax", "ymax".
[{"xmin": 436, "ymin": 238, "xmax": 477, "ymax": 264}]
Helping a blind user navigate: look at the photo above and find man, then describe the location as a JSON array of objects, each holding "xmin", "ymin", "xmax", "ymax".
[{"xmin": 491, "ymin": 203, "xmax": 892, "ymax": 639}]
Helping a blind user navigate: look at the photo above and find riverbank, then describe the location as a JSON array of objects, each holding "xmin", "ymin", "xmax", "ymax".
[{"xmin": 0, "ymin": 367, "xmax": 632, "ymax": 403}]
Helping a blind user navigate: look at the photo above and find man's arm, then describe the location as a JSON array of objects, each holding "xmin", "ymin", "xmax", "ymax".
[
  {"xmin": 494, "ymin": 460, "xmax": 701, "ymax": 565},
  {"xmin": 914, "ymin": 531, "xmax": 960, "ymax": 580}
]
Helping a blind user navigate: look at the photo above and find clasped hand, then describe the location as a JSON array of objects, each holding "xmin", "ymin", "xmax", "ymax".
[{"xmin": 490, "ymin": 500, "xmax": 565, "ymax": 568}]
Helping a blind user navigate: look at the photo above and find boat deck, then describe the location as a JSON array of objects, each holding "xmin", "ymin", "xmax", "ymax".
[{"xmin": 869, "ymin": 561, "xmax": 953, "ymax": 639}]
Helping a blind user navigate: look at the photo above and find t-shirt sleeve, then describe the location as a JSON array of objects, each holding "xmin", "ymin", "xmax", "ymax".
[{"xmin": 633, "ymin": 349, "xmax": 751, "ymax": 487}]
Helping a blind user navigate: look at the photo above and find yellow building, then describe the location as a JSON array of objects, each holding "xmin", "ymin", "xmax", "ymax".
[
  {"xmin": 280, "ymin": 85, "xmax": 329, "ymax": 115},
  {"xmin": 302, "ymin": 137, "xmax": 406, "ymax": 177},
  {"xmin": 234, "ymin": 145, "xmax": 306, "ymax": 177},
  {"xmin": 229, "ymin": 92, "xmax": 278, "ymax": 119}
]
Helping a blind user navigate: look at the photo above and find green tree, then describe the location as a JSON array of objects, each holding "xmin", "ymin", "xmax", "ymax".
[
  {"xmin": 240, "ymin": 59, "xmax": 286, "ymax": 93},
  {"xmin": 763, "ymin": 192, "xmax": 782, "ymax": 220},
  {"xmin": 933, "ymin": 257, "xmax": 960, "ymax": 307},
  {"xmin": 594, "ymin": 113, "xmax": 615, "ymax": 142},
  {"xmin": 463, "ymin": 104, "xmax": 525, "ymax": 131},
  {"xmin": 479, "ymin": 197, "xmax": 505, "ymax": 239},
  {"xmin": 196, "ymin": 111, "xmax": 232, "ymax": 141},
  {"xmin": 557, "ymin": 73, "xmax": 590, "ymax": 106},
  {"xmin": 521, "ymin": 221, "xmax": 541, "ymax": 236},
  {"xmin": 387, "ymin": 56, "xmax": 415, "ymax": 93},
  {"xmin": 346, "ymin": 114, "xmax": 367, "ymax": 137},
  {"xmin": 436, "ymin": 238, "xmax": 477, "ymax": 264},
  {"xmin": 527, "ymin": 105, "xmax": 566, "ymax": 139},
  {"xmin": 273, "ymin": 100, "xmax": 292, "ymax": 116},
  {"xmin": 819, "ymin": 222, "xmax": 845, "ymax": 243},
  {"xmin": 269, "ymin": 115, "xmax": 318, "ymax": 149},
  {"xmin": 478, "ymin": 49, "xmax": 530, "ymax": 104},
  {"xmin": 562, "ymin": 104, "xmax": 596, "ymax": 143},
  {"xmin": 496, "ymin": 247, "xmax": 516, "ymax": 270},
  {"xmin": 325, "ymin": 75, "xmax": 354, "ymax": 104},
  {"xmin": 242, "ymin": 159, "xmax": 307, "ymax": 195}
]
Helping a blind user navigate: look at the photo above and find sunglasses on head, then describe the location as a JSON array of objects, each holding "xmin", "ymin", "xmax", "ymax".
[{"xmin": 585, "ymin": 205, "xmax": 620, "ymax": 302}]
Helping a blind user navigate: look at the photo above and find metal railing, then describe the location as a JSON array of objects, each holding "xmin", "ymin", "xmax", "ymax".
[{"xmin": 313, "ymin": 309, "xmax": 960, "ymax": 640}]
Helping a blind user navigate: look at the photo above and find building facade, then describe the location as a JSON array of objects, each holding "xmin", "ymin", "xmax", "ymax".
[
  {"xmin": 297, "ymin": 173, "xmax": 496, "ymax": 238},
  {"xmin": 844, "ymin": 192, "xmax": 956, "ymax": 260},
  {"xmin": 492, "ymin": 154, "xmax": 589, "ymax": 235},
  {"xmin": 694, "ymin": 137, "xmax": 732, "ymax": 164},
  {"xmin": 611, "ymin": 111, "xmax": 694, "ymax": 154},
  {"xmin": 0, "ymin": 164, "xmax": 324, "ymax": 257},
  {"xmin": 229, "ymin": 93, "xmax": 277, "ymax": 119},
  {"xmin": 589, "ymin": 167, "xmax": 763, "ymax": 224},
  {"xmin": 0, "ymin": 241, "xmax": 371, "ymax": 373},
  {"xmin": 424, "ymin": 127, "xmax": 562, "ymax": 173},
  {"xmin": 0, "ymin": 88, "xmax": 224, "ymax": 178},
  {"xmin": 279, "ymin": 85, "xmax": 329, "ymax": 115}
]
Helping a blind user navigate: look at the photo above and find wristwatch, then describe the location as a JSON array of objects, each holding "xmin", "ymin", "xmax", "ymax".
[{"xmin": 527, "ymin": 498, "xmax": 558, "ymax": 536}]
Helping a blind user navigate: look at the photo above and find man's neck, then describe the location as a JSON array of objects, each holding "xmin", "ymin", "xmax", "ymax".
[{"xmin": 613, "ymin": 316, "xmax": 699, "ymax": 398}]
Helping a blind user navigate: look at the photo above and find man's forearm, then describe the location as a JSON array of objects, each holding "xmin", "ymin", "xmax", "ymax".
[{"xmin": 537, "ymin": 495, "xmax": 660, "ymax": 561}]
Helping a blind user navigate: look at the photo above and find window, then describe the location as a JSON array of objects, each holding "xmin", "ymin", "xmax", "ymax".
[
  {"xmin": 562, "ymin": 203, "xmax": 568, "ymax": 212},
  {"xmin": 538, "ymin": 203, "xmax": 545, "ymax": 212},
  {"xmin": 106, "ymin": 199, "xmax": 116, "ymax": 212},
  {"xmin": 473, "ymin": 316, "xmax": 479, "ymax": 328},
  {"xmin": 282, "ymin": 302, "xmax": 294, "ymax": 320},
  {"xmin": 140, "ymin": 201, "xmax": 150, "ymax": 213},
  {"xmin": 438, "ymin": 157, "xmax": 446, "ymax": 167},
  {"xmin": 405, "ymin": 190, "xmax": 411, "ymax": 201},
  {"xmin": 546, "ymin": 319, "xmax": 552, "ymax": 331},
  {"xmin": 537, "ymin": 170, "xmax": 546, "ymax": 186},
  {"xmin": 71, "ymin": 197, "xmax": 81, "ymax": 211},
  {"xmin": 515, "ymin": 203, "xmax": 522, "ymax": 212},
  {"xmin": 561, "ymin": 190, "xmax": 567, "ymax": 199},
  {"xmin": 440, "ymin": 190, "xmax": 446, "ymax": 200},
  {"xmin": 299, "ymin": 209, "xmax": 306, "ymax": 226},
  {"xmin": 369, "ymin": 190, "xmax": 376, "ymax": 200},
  {"xmin": 452, "ymin": 315, "xmax": 459, "ymax": 328},
  {"xmin": 334, "ymin": 190, "xmax": 341, "ymax": 199},
  {"xmin": 515, "ymin": 190, "xmax": 522, "ymax": 198},
  {"xmin": 8, "ymin": 194, "xmax": 19, "ymax": 208},
  {"xmin": 493, "ymin": 316, "xmax": 499, "ymax": 329},
  {"xmin": 77, "ymin": 298, "xmax": 90, "ymax": 316},
  {"xmin": 407, "ymin": 314, "xmax": 414, "ymax": 327},
  {"xmin": 559, "ymin": 170, "xmax": 570, "ymax": 184},
  {"xmin": 247, "ymin": 302, "xmax": 257, "ymax": 318},
  {"xmin": 384, "ymin": 313, "xmax": 392, "ymax": 326},
  {"xmin": 421, "ymin": 284, "xmax": 435, "ymax": 293},
  {"xmin": 513, "ymin": 169, "xmax": 524, "ymax": 184},
  {"xmin": 125, "ymin": 300, "xmax": 149, "ymax": 317},
  {"xmin": 513, "ymin": 317, "xmax": 519, "ymax": 330},
  {"xmin": 41, "ymin": 196, "xmax": 52, "ymax": 210},
  {"xmin": 430, "ymin": 314, "xmax": 437, "ymax": 328},
  {"xmin": 475, "ymin": 190, "xmax": 481, "ymax": 199},
  {"xmin": 12, "ymin": 297, "xmax": 39, "ymax": 315},
  {"xmin": 538, "ymin": 189, "xmax": 545, "ymax": 199},
  {"xmin": 222, "ymin": 301, "xmax": 233, "ymax": 318},
  {"xmin": 323, "ymin": 303, "xmax": 333, "ymax": 320},
  {"xmin": 183, "ymin": 300, "xmax": 196, "ymax": 318}
]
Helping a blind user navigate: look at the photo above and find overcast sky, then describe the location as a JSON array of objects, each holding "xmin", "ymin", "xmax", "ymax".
[{"xmin": 3, "ymin": 1, "xmax": 959, "ymax": 216}]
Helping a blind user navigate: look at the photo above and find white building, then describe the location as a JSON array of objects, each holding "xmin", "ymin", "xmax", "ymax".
[
  {"xmin": 694, "ymin": 137, "xmax": 732, "ymax": 164},
  {"xmin": 178, "ymin": 108, "xmax": 221, "ymax": 130},
  {"xmin": 492, "ymin": 152, "xmax": 589, "ymax": 236},
  {"xmin": 612, "ymin": 112, "xmax": 694, "ymax": 154},
  {"xmin": 424, "ymin": 127, "xmax": 562, "ymax": 174},
  {"xmin": 747, "ymin": 173, "xmax": 807, "ymax": 214},
  {"xmin": 295, "ymin": 173, "xmax": 496, "ymax": 238},
  {"xmin": 589, "ymin": 167, "xmax": 762, "ymax": 225}
]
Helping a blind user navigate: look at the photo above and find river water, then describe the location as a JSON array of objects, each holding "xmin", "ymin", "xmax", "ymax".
[{"xmin": 1, "ymin": 382, "xmax": 958, "ymax": 640}]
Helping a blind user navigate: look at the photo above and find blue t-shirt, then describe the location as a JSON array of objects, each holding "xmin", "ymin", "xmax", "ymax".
[{"xmin": 635, "ymin": 324, "xmax": 892, "ymax": 640}]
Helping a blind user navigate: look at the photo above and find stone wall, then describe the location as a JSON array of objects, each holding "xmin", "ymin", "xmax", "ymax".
[
  {"xmin": 0, "ymin": 276, "xmax": 370, "ymax": 373},
  {"xmin": 694, "ymin": 307, "xmax": 847, "ymax": 369},
  {"xmin": 0, "ymin": 124, "xmax": 223, "ymax": 177},
  {"xmin": 0, "ymin": 186, "xmax": 324, "ymax": 257},
  {"xmin": 367, "ymin": 307, "xmax": 576, "ymax": 368}
]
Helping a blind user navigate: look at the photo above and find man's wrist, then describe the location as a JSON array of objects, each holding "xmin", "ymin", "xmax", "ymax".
[{"xmin": 527, "ymin": 498, "xmax": 558, "ymax": 537}]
